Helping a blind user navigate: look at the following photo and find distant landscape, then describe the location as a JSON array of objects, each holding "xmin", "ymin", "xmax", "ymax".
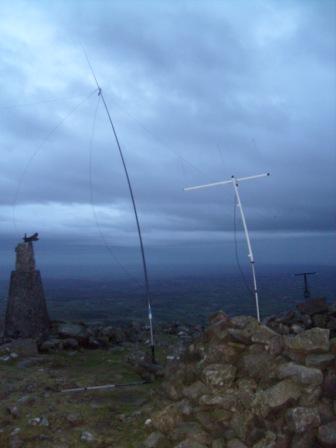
[{"xmin": 1, "ymin": 264, "xmax": 335, "ymax": 325}]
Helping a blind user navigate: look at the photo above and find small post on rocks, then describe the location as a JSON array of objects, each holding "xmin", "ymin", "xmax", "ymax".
[{"xmin": 184, "ymin": 173, "xmax": 270, "ymax": 322}]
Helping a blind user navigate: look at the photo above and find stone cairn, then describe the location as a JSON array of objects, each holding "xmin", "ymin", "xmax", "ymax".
[
  {"xmin": 144, "ymin": 308, "xmax": 336, "ymax": 448},
  {"xmin": 4, "ymin": 238, "xmax": 50, "ymax": 339}
]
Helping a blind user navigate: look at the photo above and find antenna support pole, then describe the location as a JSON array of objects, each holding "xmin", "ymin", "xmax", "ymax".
[
  {"xmin": 184, "ymin": 172, "xmax": 269, "ymax": 322},
  {"xmin": 82, "ymin": 48, "xmax": 156, "ymax": 363},
  {"xmin": 294, "ymin": 272, "xmax": 317, "ymax": 299},
  {"xmin": 232, "ymin": 177, "xmax": 260, "ymax": 322}
]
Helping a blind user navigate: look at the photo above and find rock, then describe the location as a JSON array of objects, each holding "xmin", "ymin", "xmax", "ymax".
[
  {"xmin": 183, "ymin": 381, "xmax": 208, "ymax": 401},
  {"xmin": 239, "ymin": 352, "xmax": 276, "ymax": 380},
  {"xmin": 202, "ymin": 363, "xmax": 236, "ymax": 387},
  {"xmin": 80, "ymin": 431, "xmax": 96, "ymax": 443},
  {"xmin": 66, "ymin": 413, "xmax": 82, "ymax": 427},
  {"xmin": 286, "ymin": 406, "xmax": 320, "ymax": 433},
  {"xmin": 62, "ymin": 338, "xmax": 79, "ymax": 350},
  {"xmin": 171, "ymin": 422, "xmax": 211, "ymax": 445},
  {"xmin": 0, "ymin": 339, "xmax": 38, "ymax": 357},
  {"xmin": 7, "ymin": 405, "xmax": 20, "ymax": 418},
  {"xmin": 227, "ymin": 440, "xmax": 248, "ymax": 448},
  {"xmin": 144, "ymin": 431, "xmax": 169, "ymax": 448},
  {"xmin": 151, "ymin": 403, "xmax": 184, "ymax": 433},
  {"xmin": 39, "ymin": 338, "xmax": 63, "ymax": 353},
  {"xmin": 277, "ymin": 362, "xmax": 323, "ymax": 385},
  {"xmin": 57, "ymin": 322, "xmax": 89, "ymax": 341},
  {"xmin": 323, "ymin": 371, "xmax": 336, "ymax": 399},
  {"xmin": 251, "ymin": 431, "xmax": 277, "ymax": 448},
  {"xmin": 252, "ymin": 380, "xmax": 301, "ymax": 417},
  {"xmin": 296, "ymin": 298, "xmax": 328, "ymax": 316},
  {"xmin": 305, "ymin": 353, "xmax": 335, "ymax": 368},
  {"xmin": 199, "ymin": 392, "xmax": 236, "ymax": 410},
  {"xmin": 284, "ymin": 328, "xmax": 330, "ymax": 353},
  {"xmin": 174, "ymin": 441, "xmax": 208, "ymax": 448},
  {"xmin": 317, "ymin": 421, "xmax": 336, "ymax": 447}
]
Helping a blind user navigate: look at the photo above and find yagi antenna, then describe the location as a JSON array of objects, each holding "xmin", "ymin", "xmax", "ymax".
[
  {"xmin": 82, "ymin": 48, "xmax": 156, "ymax": 363},
  {"xmin": 184, "ymin": 172, "xmax": 270, "ymax": 322}
]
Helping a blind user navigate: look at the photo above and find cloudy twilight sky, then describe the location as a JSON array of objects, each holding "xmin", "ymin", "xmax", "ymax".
[{"xmin": 0, "ymin": 0, "xmax": 335, "ymax": 279}]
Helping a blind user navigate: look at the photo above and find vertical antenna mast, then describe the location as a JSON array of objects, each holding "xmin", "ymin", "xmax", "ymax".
[
  {"xmin": 184, "ymin": 173, "xmax": 270, "ymax": 322},
  {"xmin": 83, "ymin": 50, "xmax": 156, "ymax": 363}
]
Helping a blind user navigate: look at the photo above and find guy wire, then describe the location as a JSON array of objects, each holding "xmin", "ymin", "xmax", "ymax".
[{"xmin": 12, "ymin": 88, "xmax": 98, "ymax": 235}]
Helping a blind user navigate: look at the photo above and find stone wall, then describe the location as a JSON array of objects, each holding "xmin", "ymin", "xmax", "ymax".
[{"xmin": 144, "ymin": 310, "xmax": 336, "ymax": 448}]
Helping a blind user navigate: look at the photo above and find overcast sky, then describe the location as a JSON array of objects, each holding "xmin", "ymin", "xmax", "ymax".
[{"xmin": 0, "ymin": 0, "xmax": 335, "ymax": 280}]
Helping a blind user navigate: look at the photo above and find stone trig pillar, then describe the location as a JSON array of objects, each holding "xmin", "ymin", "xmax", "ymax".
[{"xmin": 4, "ymin": 240, "xmax": 50, "ymax": 338}]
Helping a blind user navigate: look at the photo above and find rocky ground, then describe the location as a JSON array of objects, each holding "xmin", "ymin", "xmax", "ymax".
[
  {"xmin": 144, "ymin": 299, "xmax": 336, "ymax": 448},
  {"xmin": 0, "ymin": 298, "xmax": 336, "ymax": 447}
]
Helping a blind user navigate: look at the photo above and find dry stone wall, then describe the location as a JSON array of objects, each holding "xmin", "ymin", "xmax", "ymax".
[{"xmin": 144, "ymin": 309, "xmax": 336, "ymax": 448}]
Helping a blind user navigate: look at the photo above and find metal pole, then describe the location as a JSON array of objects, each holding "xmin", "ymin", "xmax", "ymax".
[
  {"xmin": 99, "ymin": 91, "xmax": 155, "ymax": 363},
  {"xmin": 232, "ymin": 177, "xmax": 261, "ymax": 322}
]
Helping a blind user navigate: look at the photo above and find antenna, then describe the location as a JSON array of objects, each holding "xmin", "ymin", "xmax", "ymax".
[
  {"xmin": 184, "ymin": 172, "xmax": 270, "ymax": 322},
  {"xmin": 294, "ymin": 272, "xmax": 317, "ymax": 299},
  {"xmin": 82, "ymin": 50, "xmax": 156, "ymax": 363}
]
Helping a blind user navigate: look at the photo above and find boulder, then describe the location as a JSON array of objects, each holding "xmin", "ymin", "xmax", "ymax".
[
  {"xmin": 286, "ymin": 406, "xmax": 320, "ymax": 433},
  {"xmin": 202, "ymin": 363, "xmax": 236, "ymax": 387},
  {"xmin": 284, "ymin": 328, "xmax": 330, "ymax": 353},
  {"xmin": 252, "ymin": 380, "xmax": 301, "ymax": 417},
  {"xmin": 317, "ymin": 421, "xmax": 336, "ymax": 447},
  {"xmin": 277, "ymin": 362, "xmax": 323, "ymax": 386}
]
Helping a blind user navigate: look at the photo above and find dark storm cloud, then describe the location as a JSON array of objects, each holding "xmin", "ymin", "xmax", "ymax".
[{"xmin": 0, "ymin": 0, "xmax": 335, "ymax": 272}]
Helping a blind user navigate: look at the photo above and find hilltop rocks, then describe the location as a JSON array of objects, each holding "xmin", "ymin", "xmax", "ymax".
[
  {"xmin": 266, "ymin": 297, "xmax": 336, "ymax": 338},
  {"xmin": 145, "ymin": 310, "xmax": 336, "ymax": 447}
]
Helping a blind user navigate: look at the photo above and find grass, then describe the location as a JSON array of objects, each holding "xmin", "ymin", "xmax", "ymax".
[{"xmin": 0, "ymin": 345, "xmax": 169, "ymax": 447}]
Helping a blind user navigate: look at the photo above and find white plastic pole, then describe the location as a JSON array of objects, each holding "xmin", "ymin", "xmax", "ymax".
[
  {"xmin": 184, "ymin": 173, "xmax": 269, "ymax": 322},
  {"xmin": 232, "ymin": 177, "xmax": 261, "ymax": 322}
]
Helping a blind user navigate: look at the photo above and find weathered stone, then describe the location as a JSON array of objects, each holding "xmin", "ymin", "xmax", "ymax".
[
  {"xmin": 317, "ymin": 421, "xmax": 336, "ymax": 447},
  {"xmin": 171, "ymin": 422, "xmax": 211, "ymax": 445},
  {"xmin": 0, "ymin": 339, "xmax": 37, "ymax": 357},
  {"xmin": 202, "ymin": 363, "xmax": 236, "ymax": 387},
  {"xmin": 227, "ymin": 440, "xmax": 248, "ymax": 448},
  {"xmin": 305, "ymin": 353, "xmax": 335, "ymax": 368},
  {"xmin": 299, "ymin": 385, "xmax": 321, "ymax": 406},
  {"xmin": 323, "ymin": 371, "xmax": 336, "ymax": 399},
  {"xmin": 296, "ymin": 298, "xmax": 328, "ymax": 316},
  {"xmin": 251, "ymin": 325, "xmax": 279, "ymax": 345},
  {"xmin": 231, "ymin": 315, "xmax": 258, "ymax": 329},
  {"xmin": 144, "ymin": 431, "xmax": 169, "ymax": 448},
  {"xmin": 80, "ymin": 431, "xmax": 95, "ymax": 443},
  {"xmin": 230, "ymin": 411, "xmax": 255, "ymax": 442},
  {"xmin": 239, "ymin": 352, "xmax": 277, "ymax": 380},
  {"xmin": 318, "ymin": 399, "xmax": 335, "ymax": 424},
  {"xmin": 290, "ymin": 430, "xmax": 316, "ymax": 448},
  {"xmin": 277, "ymin": 362, "xmax": 323, "ymax": 385},
  {"xmin": 39, "ymin": 338, "xmax": 63, "ymax": 353},
  {"xmin": 183, "ymin": 381, "xmax": 208, "ymax": 401},
  {"xmin": 286, "ymin": 406, "xmax": 320, "ymax": 433},
  {"xmin": 151, "ymin": 403, "xmax": 184, "ymax": 433},
  {"xmin": 199, "ymin": 392, "xmax": 237, "ymax": 410},
  {"xmin": 284, "ymin": 328, "xmax": 330, "ymax": 353},
  {"xmin": 5, "ymin": 242, "xmax": 50, "ymax": 339},
  {"xmin": 251, "ymin": 431, "xmax": 277, "ymax": 448},
  {"xmin": 62, "ymin": 338, "xmax": 79, "ymax": 350},
  {"xmin": 252, "ymin": 380, "xmax": 301, "ymax": 417},
  {"xmin": 174, "ymin": 441, "xmax": 208, "ymax": 448}
]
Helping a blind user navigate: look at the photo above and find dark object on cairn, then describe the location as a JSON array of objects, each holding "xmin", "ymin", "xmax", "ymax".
[
  {"xmin": 4, "ymin": 235, "xmax": 50, "ymax": 339},
  {"xmin": 23, "ymin": 232, "xmax": 39, "ymax": 243}
]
